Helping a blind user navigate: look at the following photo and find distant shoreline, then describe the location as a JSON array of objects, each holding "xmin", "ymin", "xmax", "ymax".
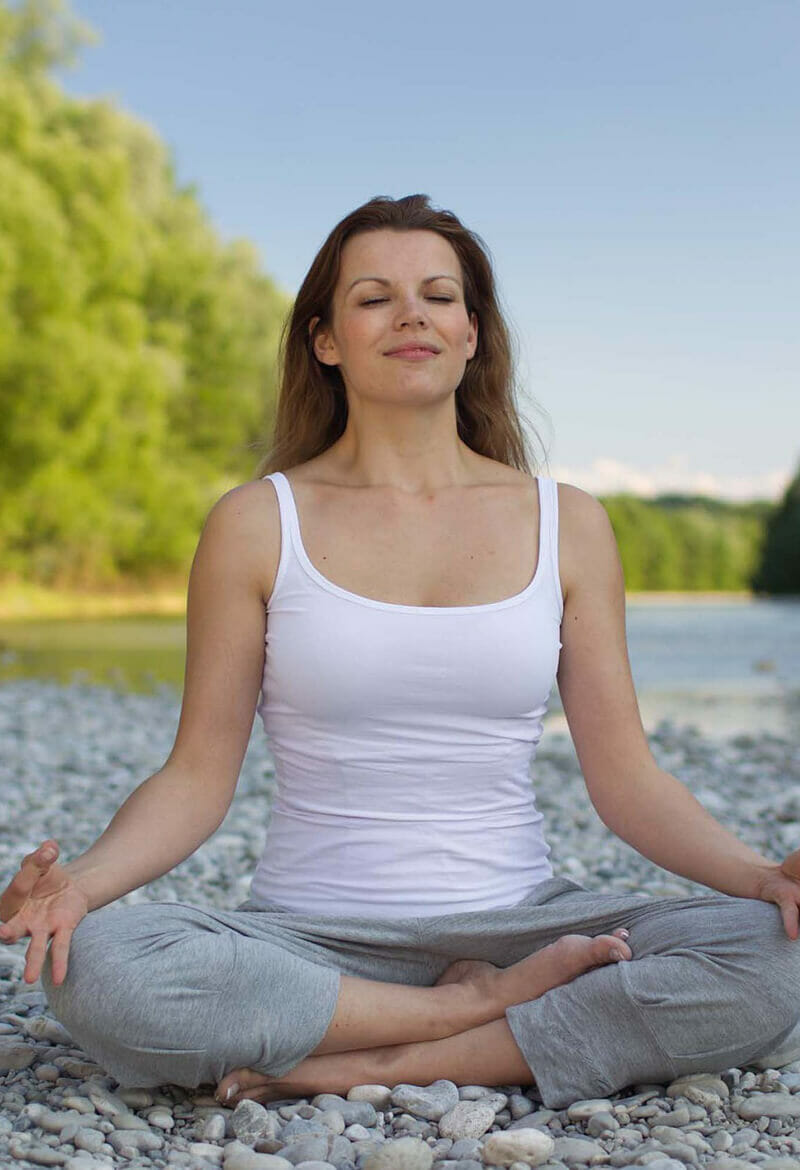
[
  {"xmin": 625, "ymin": 591, "xmax": 754, "ymax": 605},
  {"xmin": 0, "ymin": 584, "xmax": 774, "ymax": 621},
  {"xmin": 0, "ymin": 584, "xmax": 187, "ymax": 622}
]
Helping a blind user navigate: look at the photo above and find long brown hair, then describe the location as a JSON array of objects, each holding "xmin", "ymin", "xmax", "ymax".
[{"xmin": 255, "ymin": 194, "xmax": 544, "ymax": 476}]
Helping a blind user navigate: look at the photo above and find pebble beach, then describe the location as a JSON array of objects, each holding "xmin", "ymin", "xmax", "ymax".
[{"xmin": 2, "ymin": 678, "xmax": 800, "ymax": 1170}]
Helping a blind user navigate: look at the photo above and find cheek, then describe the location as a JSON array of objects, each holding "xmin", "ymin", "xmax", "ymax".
[{"xmin": 341, "ymin": 316, "xmax": 381, "ymax": 358}]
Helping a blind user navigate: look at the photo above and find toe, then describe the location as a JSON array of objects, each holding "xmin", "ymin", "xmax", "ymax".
[
  {"xmin": 602, "ymin": 934, "xmax": 632, "ymax": 961},
  {"xmin": 216, "ymin": 1067, "xmax": 252, "ymax": 1103}
]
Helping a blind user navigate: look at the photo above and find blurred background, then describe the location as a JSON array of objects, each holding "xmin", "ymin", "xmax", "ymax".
[{"xmin": 0, "ymin": 0, "xmax": 798, "ymax": 737}]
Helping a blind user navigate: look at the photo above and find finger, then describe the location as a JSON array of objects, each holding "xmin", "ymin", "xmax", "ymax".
[
  {"xmin": 781, "ymin": 901, "xmax": 799, "ymax": 941},
  {"xmin": 0, "ymin": 914, "xmax": 29, "ymax": 945},
  {"xmin": 12, "ymin": 844, "xmax": 58, "ymax": 899},
  {"xmin": 24, "ymin": 929, "xmax": 50, "ymax": 985},
  {"xmin": 781, "ymin": 847, "xmax": 800, "ymax": 879},
  {"xmin": 46, "ymin": 928, "xmax": 72, "ymax": 987}
]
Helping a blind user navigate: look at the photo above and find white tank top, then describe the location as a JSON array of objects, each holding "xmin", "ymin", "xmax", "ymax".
[{"xmin": 249, "ymin": 470, "xmax": 563, "ymax": 917}]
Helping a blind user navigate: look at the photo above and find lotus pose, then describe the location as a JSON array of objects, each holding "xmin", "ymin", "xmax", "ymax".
[{"xmin": 2, "ymin": 194, "xmax": 800, "ymax": 1111}]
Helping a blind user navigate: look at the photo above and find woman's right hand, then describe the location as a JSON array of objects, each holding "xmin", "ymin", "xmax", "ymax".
[{"xmin": 0, "ymin": 840, "xmax": 89, "ymax": 986}]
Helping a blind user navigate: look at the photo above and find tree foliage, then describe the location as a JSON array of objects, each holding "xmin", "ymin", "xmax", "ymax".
[
  {"xmin": 752, "ymin": 463, "xmax": 800, "ymax": 595},
  {"xmin": 0, "ymin": 0, "xmax": 290, "ymax": 586},
  {"xmin": 601, "ymin": 494, "xmax": 768, "ymax": 592}
]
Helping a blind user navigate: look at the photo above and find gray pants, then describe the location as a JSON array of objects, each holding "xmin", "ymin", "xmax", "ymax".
[{"xmin": 41, "ymin": 877, "xmax": 800, "ymax": 1109}]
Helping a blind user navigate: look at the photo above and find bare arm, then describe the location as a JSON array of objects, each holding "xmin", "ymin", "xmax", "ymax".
[
  {"xmin": 63, "ymin": 480, "xmax": 278, "ymax": 911},
  {"xmin": 555, "ymin": 485, "xmax": 789, "ymax": 905}
]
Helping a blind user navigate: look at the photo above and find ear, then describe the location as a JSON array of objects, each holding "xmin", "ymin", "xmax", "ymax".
[
  {"xmin": 309, "ymin": 316, "xmax": 339, "ymax": 366},
  {"xmin": 466, "ymin": 311, "xmax": 478, "ymax": 360}
]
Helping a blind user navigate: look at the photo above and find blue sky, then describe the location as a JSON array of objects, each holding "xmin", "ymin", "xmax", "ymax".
[{"xmin": 55, "ymin": 0, "xmax": 799, "ymax": 499}]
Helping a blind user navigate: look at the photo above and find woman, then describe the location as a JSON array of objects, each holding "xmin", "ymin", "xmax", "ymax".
[{"xmin": 2, "ymin": 194, "xmax": 799, "ymax": 1112}]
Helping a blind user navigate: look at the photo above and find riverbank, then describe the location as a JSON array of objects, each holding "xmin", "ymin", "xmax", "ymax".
[
  {"xmin": 0, "ymin": 584, "xmax": 769, "ymax": 623},
  {"xmin": 2, "ymin": 679, "xmax": 800, "ymax": 1167},
  {"xmin": 0, "ymin": 583, "xmax": 186, "ymax": 622}
]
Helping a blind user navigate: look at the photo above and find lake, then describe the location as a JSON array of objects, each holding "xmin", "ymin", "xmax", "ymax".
[{"xmin": 0, "ymin": 598, "xmax": 798, "ymax": 740}]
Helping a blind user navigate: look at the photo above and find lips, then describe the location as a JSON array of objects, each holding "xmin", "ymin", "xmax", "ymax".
[{"xmin": 385, "ymin": 345, "xmax": 440, "ymax": 356}]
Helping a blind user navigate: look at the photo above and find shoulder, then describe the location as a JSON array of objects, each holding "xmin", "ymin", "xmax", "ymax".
[
  {"xmin": 555, "ymin": 481, "xmax": 613, "ymax": 534},
  {"xmin": 204, "ymin": 478, "xmax": 279, "ymax": 538},
  {"xmin": 196, "ymin": 479, "xmax": 280, "ymax": 602},
  {"xmin": 554, "ymin": 481, "xmax": 621, "ymax": 598}
]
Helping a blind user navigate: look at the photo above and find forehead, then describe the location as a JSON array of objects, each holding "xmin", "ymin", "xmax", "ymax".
[{"xmin": 339, "ymin": 229, "xmax": 461, "ymax": 283}]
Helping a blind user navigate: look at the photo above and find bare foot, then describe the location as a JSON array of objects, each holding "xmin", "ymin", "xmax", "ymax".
[
  {"xmin": 434, "ymin": 927, "xmax": 632, "ymax": 1018},
  {"xmin": 215, "ymin": 930, "xmax": 633, "ymax": 1107},
  {"xmin": 215, "ymin": 1048, "xmax": 373, "ymax": 1108}
]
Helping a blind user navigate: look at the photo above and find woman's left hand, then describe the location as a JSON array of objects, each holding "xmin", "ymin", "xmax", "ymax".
[{"xmin": 754, "ymin": 847, "xmax": 800, "ymax": 939}]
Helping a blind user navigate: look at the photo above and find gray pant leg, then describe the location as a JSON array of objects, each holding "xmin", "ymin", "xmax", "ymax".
[
  {"xmin": 41, "ymin": 900, "xmax": 341, "ymax": 1088},
  {"xmin": 472, "ymin": 882, "xmax": 800, "ymax": 1108}
]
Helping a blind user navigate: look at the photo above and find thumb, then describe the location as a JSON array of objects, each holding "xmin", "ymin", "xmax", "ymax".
[{"xmin": 781, "ymin": 848, "xmax": 800, "ymax": 883}]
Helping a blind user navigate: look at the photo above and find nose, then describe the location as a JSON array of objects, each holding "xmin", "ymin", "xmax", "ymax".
[{"xmin": 393, "ymin": 291, "xmax": 429, "ymax": 330}]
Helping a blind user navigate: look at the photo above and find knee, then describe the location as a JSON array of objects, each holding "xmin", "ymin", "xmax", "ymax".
[
  {"xmin": 746, "ymin": 900, "xmax": 800, "ymax": 1036},
  {"xmin": 42, "ymin": 905, "xmax": 136, "ymax": 1031}
]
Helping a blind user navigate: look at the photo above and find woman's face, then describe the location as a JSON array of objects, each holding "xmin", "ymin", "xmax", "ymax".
[{"xmin": 312, "ymin": 228, "xmax": 478, "ymax": 408}]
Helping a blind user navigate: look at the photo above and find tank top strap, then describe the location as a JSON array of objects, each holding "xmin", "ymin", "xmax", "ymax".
[
  {"xmin": 262, "ymin": 471, "xmax": 301, "ymax": 603},
  {"xmin": 535, "ymin": 476, "xmax": 564, "ymax": 622}
]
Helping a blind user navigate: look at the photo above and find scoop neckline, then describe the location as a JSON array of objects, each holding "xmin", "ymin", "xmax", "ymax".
[{"xmin": 271, "ymin": 470, "xmax": 547, "ymax": 614}]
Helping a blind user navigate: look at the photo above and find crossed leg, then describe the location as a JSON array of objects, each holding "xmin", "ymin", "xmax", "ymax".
[{"xmin": 215, "ymin": 928, "xmax": 631, "ymax": 1105}]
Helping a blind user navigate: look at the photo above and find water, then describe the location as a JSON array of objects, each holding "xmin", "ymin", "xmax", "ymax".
[
  {"xmin": 0, "ymin": 599, "xmax": 798, "ymax": 739},
  {"xmin": 551, "ymin": 597, "xmax": 800, "ymax": 740}
]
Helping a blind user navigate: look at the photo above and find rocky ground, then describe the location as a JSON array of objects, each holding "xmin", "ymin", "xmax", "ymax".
[{"xmin": 2, "ymin": 678, "xmax": 800, "ymax": 1170}]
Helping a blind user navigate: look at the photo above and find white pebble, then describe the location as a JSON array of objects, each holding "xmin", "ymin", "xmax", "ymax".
[
  {"xmin": 481, "ymin": 1128, "xmax": 554, "ymax": 1166},
  {"xmin": 363, "ymin": 1135, "xmax": 434, "ymax": 1170},
  {"xmin": 348, "ymin": 1084, "xmax": 393, "ymax": 1109},
  {"xmin": 438, "ymin": 1101, "xmax": 496, "ymax": 1141}
]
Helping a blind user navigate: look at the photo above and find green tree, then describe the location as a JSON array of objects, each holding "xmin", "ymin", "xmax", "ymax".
[
  {"xmin": 752, "ymin": 464, "xmax": 800, "ymax": 595},
  {"xmin": 0, "ymin": 0, "xmax": 290, "ymax": 586},
  {"xmin": 601, "ymin": 493, "xmax": 767, "ymax": 592}
]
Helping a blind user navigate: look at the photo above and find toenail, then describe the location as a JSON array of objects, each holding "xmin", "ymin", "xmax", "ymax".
[{"xmin": 618, "ymin": 929, "xmax": 630, "ymax": 938}]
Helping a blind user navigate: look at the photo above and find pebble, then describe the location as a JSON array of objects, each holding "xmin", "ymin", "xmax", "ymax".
[
  {"xmin": 85, "ymin": 1085, "xmax": 133, "ymax": 1119},
  {"xmin": 667, "ymin": 1073, "xmax": 729, "ymax": 1102},
  {"xmin": 449, "ymin": 1139, "xmax": 482, "ymax": 1160},
  {"xmin": 586, "ymin": 1110, "xmax": 618, "ymax": 1136},
  {"xmin": 648, "ymin": 1107, "xmax": 691, "ymax": 1128},
  {"xmin": 363, "ymin": 1136, "xmax": 434, "ymax": 1170},
  {"xmin": 203, "ymin": 1111, "xmax": 229, "ymax": 1141},
  {"xmin": 0, "ymin": 1037, "xmax": 36, "ymax": 1069},
  {"xmin": 348, "ymin": 1085, "xmax": 393, "ymax": 1110},
  {"xmin": 481, "ymin": 1128, "xmax": 554, "ymax": 1165},
  {"xmin": 232, "ymin": 1099, "xmax": 281, "ymax": 1144},
  {"xmin": 737, "ymin": 1094, "xmax": 800, "ymax": 1120},
  {"xmin": 189, "ymin": 1140, "xmax": 225, "ymax": 1161},
  {"xmin": 146, "ymin": 1106, "xmax": 175, "ymax": 1129},
  {"xmin": 551, "ymin": 1136, "xmax": 606, "ymax": 1164},
  {"xmin": 438, "ymin": 1102, "xmax": 496, "ymax": 1140},
  {"xmin": 565, "ymin": 1100, "xmax": 614, "ymax": 1123},
  {"xmin": 391, "ymin": 1083, "xmax": 461, "ymax": 1123},
  {"xmin": 17, "ymin": 1015, "xmax": 73, "ymax": 1045},
  {"xmin": 312, "ymin": 1094, "xmax": 378, "ymax": 1127},
  {"xmin": 508, "ymin": 1096, "xmax": 534, "ymax": 1121},
  {"xmin": 73, "ymin": 1128, "xmax": 105, "ymax": 1153},
  {"xmin": 118, "ymin": 1088, "xmax": 154, "ymax": 1109},
  {"xmin": 106, "ymin": 1127, "xmax": 163, "ymax": 1152},
  {"xmin": 9, "ymin": 1140, "xmax": 67, "ymax": 1165},
  {"xmin": 224, "ymin": 1145, "xmax": 294, "ymax": 1170},
  {"xmin": 4, "ymin": 689, "xmax": 800, "ymax": 1170}
]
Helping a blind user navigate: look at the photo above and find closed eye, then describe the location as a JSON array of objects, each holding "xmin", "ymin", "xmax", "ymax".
[{"xmin": 360, "ymin": 297, "xmax": 454, "ymax": 306}]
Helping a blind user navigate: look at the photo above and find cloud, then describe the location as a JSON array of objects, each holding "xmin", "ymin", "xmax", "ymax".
[{"xmin": 550, "ymin": 455, "xmax": 790, "ymax": 501}]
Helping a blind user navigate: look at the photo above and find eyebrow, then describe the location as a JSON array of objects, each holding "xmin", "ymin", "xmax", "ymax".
[{"xmin": 345, "ymin": 274, "xmax": 462, "ymax": 294}]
